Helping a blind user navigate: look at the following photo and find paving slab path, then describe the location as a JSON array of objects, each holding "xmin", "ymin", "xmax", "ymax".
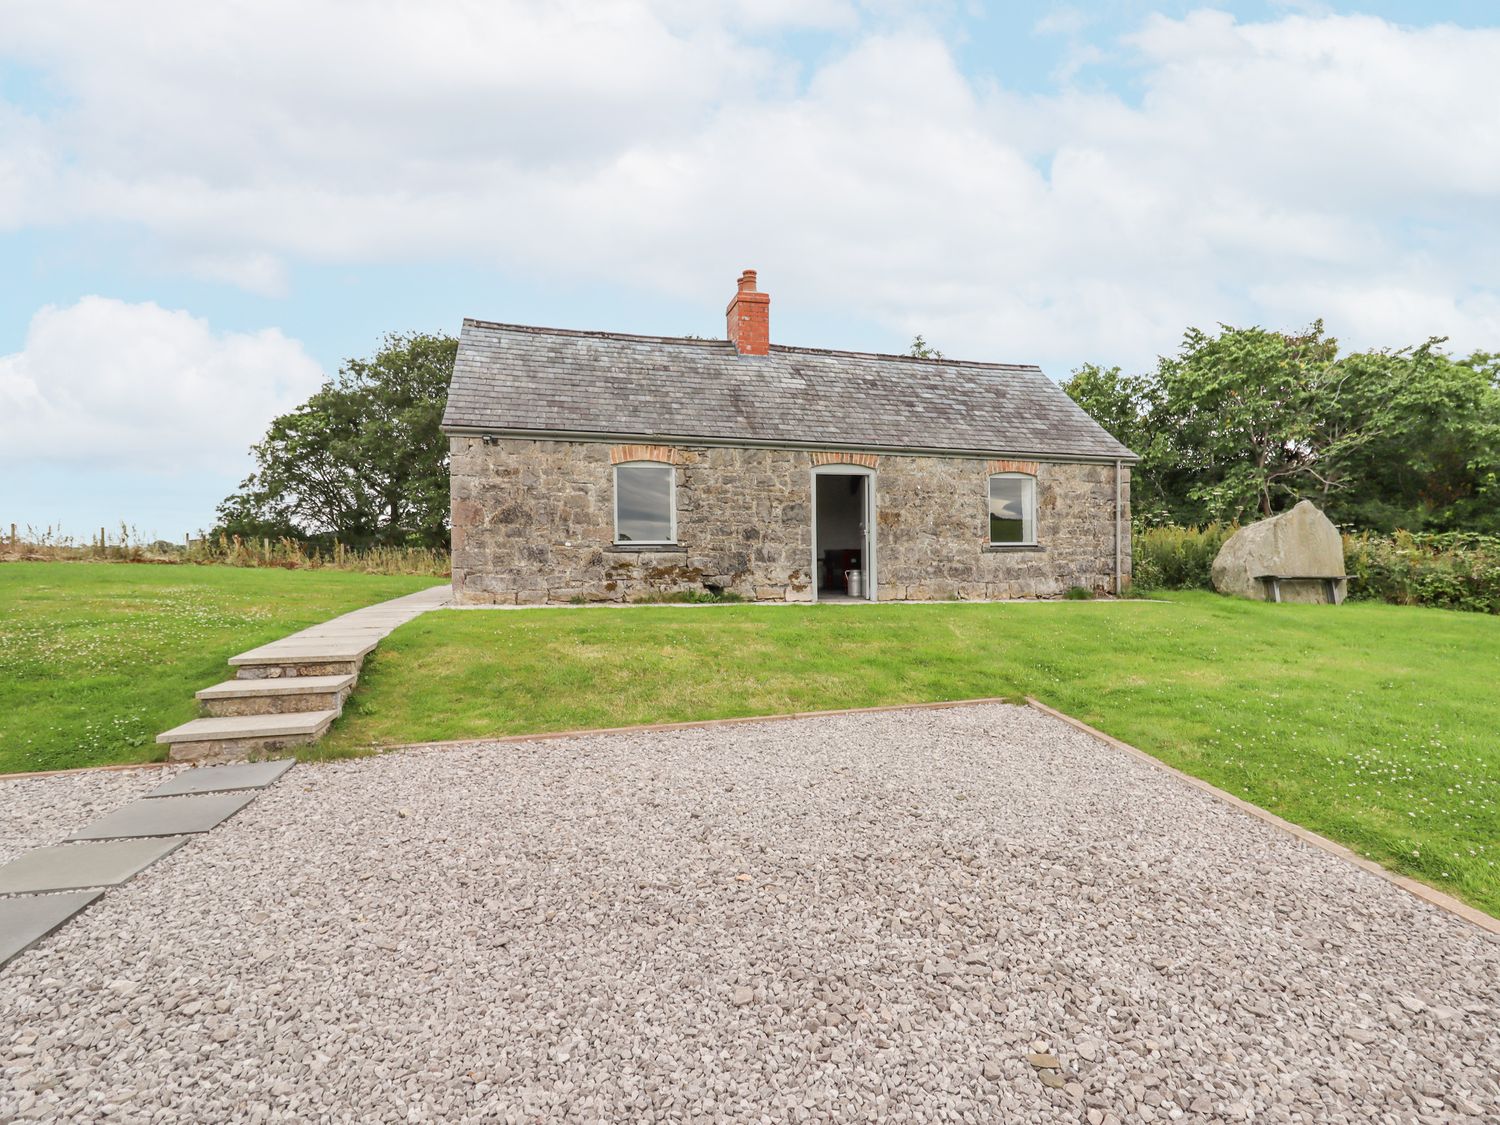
[
  {"xmin": 146, "ymin": 759, "xmax": 294, "ymax": 797},
  {"xmin": 0, "ymin": 761, "xmax": 295, "ymax": 968},
  {"xmin": 0, "ymin": 770, "xmax": 174, "ymax": 867},
  {"xmin": 2, "ymin": 703, "xmax": 1495, "ymax": 1123},
  {"xmin": 65, "ymin": 792, "xmax": 259, "ymax": 841},
  {"xmin": 0, "ymin": 837, "xmax": 192, "ymax": 895}
]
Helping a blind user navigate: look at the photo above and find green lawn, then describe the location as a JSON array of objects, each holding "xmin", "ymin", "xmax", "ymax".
[
  {"xmin": 322, "ymin": 594, "xmax": 1500, "ymax": 916},
  {"xmin": 0, "ymin": 562, "xmax": 445, "ymax": 774}
]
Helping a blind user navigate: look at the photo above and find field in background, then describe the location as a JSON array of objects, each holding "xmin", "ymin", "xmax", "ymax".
[
  {"xmin": 0, "ymin": 562, "xmax": 446, "ymax": 773},
  {"xmin": 2, "ymin": 525, "xmax": 449, "ymax": 576},
  {"xmin": 321, "ymin": 593, "xmax": 1499, "ymax": 916}
]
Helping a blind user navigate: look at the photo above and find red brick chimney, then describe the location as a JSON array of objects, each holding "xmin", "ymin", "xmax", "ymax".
[{"xmin": 726, "ymin": 269, "xmax": 769, "ymax": 356}]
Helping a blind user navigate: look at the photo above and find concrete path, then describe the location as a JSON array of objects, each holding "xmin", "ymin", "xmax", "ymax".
[
  {"xmin": 2, "ymin": 704, "xmax": 1495, "ymax": 1121},
  {"xmin": 157, "ymin": 584, "xmax": 452, "ymax": 761}
]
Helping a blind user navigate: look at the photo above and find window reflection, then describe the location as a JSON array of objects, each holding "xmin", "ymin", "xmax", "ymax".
[
  {"xmin": 616, "ymin": 463, "xmax": 674, "ymax": 542},
  {"xmin": 988, "ymin": 475, "xmax": 1035, "ymax": 544}
]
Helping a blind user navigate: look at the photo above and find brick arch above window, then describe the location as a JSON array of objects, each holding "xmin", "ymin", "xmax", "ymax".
[
  {"xmin": 610, "ymin": 444, "xmax": 683, "ymax": 466},
  {"xmin": 810, "ymin": 451, "xmax": 879, "ymax": 468},
  {"xmin": 986, "ymin": 458, "xmax": 1039, "ymax": 476}
]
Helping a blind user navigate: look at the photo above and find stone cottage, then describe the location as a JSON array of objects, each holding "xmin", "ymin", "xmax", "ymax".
[{"xmin": 441, "ymin": 270, "xmax": 1136, "ymax": 605}]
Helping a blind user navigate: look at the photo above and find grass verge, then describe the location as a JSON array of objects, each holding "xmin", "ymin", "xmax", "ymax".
[
  {"xmin": 0, "ymin": 562, "xmax": 445, "ymax": 773},
  {"xmin": 320, "ymin": 593, "xmax": 1499, "ymax": 916}
]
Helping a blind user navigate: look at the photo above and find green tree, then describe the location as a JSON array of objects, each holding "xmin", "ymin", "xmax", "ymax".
[
  {"xmin": 1063, "ymin": 323, "xmax": 1343, "ymax": 525},
  {"xmin": 1154, "ymin": 322, "xmax": 1348, "ymax": 520},
  {"xmin": 216, "ymin": 332, "xmax": 456, "ymax": 548},
  {"xmin": 1321, "ymin": 347, "xmax": 1500, "ymax": 533},
  {"xmin": 1062, "ymin": 363, "xmax": 1179, "ymax": 524},
  {"xmin": 1066, "ymin": 324, "xmax": 1500, "ymax": 532}
]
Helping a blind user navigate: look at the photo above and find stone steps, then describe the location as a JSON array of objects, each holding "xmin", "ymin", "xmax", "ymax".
[
  {"xmin": 229, "ymin": 637, "xmax": 378, "ymax": 680},
  {"xmin": 157, "ymin": 584, "xmax": 453, "ymax": 762},
  {"xmin": 196, "ymin": 674, "xmax": 357, "ymax": 717},
  {"xmin": 156, "ymin": 710, "xmax": 339, "ymax": 763}
]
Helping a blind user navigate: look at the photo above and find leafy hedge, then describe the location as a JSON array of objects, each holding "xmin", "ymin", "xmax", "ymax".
[
  {"xmin": 1343, "ymin": 531, "xmax": 1500, "ymax": 614},
  {"xmin": 1133, "ymin": 525, "xmax": 1500, "ymax": 614},
  {"xmin": 1131, "ymin": 524, "xmax": 1235, "ymax": 591}
]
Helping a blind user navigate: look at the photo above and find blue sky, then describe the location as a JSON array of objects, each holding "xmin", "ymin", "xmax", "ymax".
[{"xmin": 2, "ymin": 1, "xmax": 1498, "ymax": 537}]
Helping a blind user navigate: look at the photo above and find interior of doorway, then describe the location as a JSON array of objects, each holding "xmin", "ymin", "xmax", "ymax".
[{"xmin": 815, "ymin": 473, "xmax": 871, "ymax": 601}]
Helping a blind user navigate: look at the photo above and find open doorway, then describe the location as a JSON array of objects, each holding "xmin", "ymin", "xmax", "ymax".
[{"xmin": 813, "ymin": 470, "xmax": 874, "ymax": 601}]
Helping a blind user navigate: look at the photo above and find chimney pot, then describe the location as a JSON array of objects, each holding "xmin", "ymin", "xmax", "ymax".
[{"xmin": 726, "ymin": 268, "xmax": 770, "ymax": 356}]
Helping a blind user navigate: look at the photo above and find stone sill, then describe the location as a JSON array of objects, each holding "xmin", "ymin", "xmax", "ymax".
[
  {"xmin": 607, "ymin": 543, "xmax": 687, "ymax": 554},
  {"xmin": 983, "ymin": 543, "xmax": 1044, "ymax": 552}
]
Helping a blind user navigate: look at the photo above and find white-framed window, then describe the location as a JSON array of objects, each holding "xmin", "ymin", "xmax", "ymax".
[
  {"xmin": 614, "ymin": 461, "xmax": 676, "ymax": 544},
  {"xmin": 988, "ymin": 473, "xmax": 1037, "ymax": 545}
]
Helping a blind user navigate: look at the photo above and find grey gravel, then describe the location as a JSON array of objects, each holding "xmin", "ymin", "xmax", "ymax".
[{"xmin": 2, "ymin": 704, "xmax": 1496, "ymax": 1123}]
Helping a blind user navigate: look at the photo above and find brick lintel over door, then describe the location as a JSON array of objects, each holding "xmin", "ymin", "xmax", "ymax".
[
  {"xmin": 610, "ymin": 444, "xmax": 683, "ymax": 465},
  {"xmin": 811, "ymin": 451, "xmax": 879, "ymax": 468},
  {"xmin": 986, "ymin": 458, "xmax": 1039, "ymax": 475}
]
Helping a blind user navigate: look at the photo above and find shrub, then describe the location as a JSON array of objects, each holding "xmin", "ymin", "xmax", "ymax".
[
  {"xmin": 1344, "ymin": 531, "xmax": 1500, "ymax": 614},
  {"xmin": 1131, "ymin": 523, "xmax": 1235, "ymax": 591},
  {"xmin": 1063, "ymin": 585, "xmax": 1095, "ymax": 600}
]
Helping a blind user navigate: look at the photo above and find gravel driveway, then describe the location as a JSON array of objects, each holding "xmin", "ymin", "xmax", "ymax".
[{"xmin": 3, "ymin": 704, "xmax": 1496, "ymax": 1123}]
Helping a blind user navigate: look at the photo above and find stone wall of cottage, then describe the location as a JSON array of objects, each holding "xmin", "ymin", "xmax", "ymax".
[{"xmin": 449, "ymin": 436, "xmax": 1130, "ymax": 604}]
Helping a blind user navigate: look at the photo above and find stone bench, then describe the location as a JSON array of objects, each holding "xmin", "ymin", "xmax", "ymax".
[{"xmin": 1253, "ymin": 574, "xmax": 1352, "ymax": 605}]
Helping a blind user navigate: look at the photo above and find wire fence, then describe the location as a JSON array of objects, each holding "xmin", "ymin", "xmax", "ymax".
[{"xmin": 1, "ymin": 523, "xmax": 450, "ymax": 576}]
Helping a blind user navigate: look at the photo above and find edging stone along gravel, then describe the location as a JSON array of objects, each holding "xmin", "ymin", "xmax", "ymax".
[
  {"xmin": 3, "ymin": 704, "xmax": 1496, "ymax": 1122},
  {"xmin": 1025, "ymin": 698, "xmax": 1500, "ymax": 937}
]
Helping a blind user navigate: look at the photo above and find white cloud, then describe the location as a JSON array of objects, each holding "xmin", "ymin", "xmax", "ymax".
[
  {"xmin": 664, "ymin": 0, "xmax": 859, "ymax": 31},
  {"xmin": 1, "ymin": 4, "xmax": 1498, "ymax": 371},
  {"xmin": 1034, "ymin": 7, "xmax": 1090, "ymax": 38},
  {"xmin": 1121, "ymin": 12, "xmax": 1500, "ymax": 201},
  {"xmin": 0, "ymin": 298, "xmax": 325, "ymax": 474},
  {"xmin": 1250, "ymin": 281, "xmax": 1500, "ymax": 352},
  {"xmin": 0, "ymin": 99, "xmax": 56, "ymax": 230},
  {"xmin": 181, "ymin": 251, "xmax": 289, "ymax": 298}
]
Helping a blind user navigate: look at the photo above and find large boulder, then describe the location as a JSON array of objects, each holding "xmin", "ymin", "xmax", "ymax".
[{"xmin": 1211, "ymin": 500, "xmax": 1345, "ymax": 602}]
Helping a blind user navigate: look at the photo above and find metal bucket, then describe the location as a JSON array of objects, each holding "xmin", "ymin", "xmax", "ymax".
[{"xmin": 844, "ymin": 569, "xmax": 863, "ymax": 598}]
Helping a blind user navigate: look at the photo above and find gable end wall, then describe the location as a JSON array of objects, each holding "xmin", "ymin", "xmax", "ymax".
[{"xmin": 449, "ymin": 437, "xmax": 1129, "ymax": 604}]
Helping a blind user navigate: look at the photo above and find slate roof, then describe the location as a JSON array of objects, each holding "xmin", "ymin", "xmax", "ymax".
[{"xmin": 442, "ymin": 319, "xmax": 1136, "ymax": 462}]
